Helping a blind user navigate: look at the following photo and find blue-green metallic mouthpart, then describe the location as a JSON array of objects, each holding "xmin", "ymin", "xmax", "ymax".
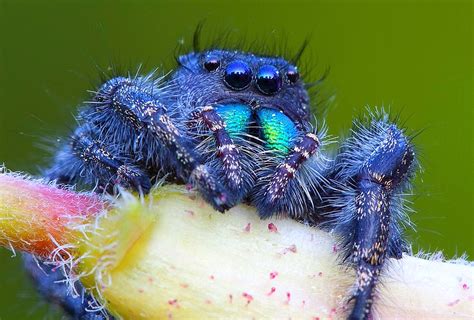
[
  {"xmin": 257, "ymin": 108, "xmax": 298, "ymax": 153},
  {"xmin": 214, "ymin": 104, "xmax": 252, "ymax": 139}
]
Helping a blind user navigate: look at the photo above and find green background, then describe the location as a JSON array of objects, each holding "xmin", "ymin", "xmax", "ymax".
[{"xmin": 0, "ymin": 0, "xmax": 472, "ymax": 318}]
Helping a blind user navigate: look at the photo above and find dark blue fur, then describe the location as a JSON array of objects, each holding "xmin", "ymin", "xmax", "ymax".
[{"xmin": 26, "ymin": 47, "xmax": 417, "ymax": 320}]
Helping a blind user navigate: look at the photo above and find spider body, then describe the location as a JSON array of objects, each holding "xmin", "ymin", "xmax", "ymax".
[{"xmin": 28, "ymin": 47, "xmax": 416, "ymax": 320}]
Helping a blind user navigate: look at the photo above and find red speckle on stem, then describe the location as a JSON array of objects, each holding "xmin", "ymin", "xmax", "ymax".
[
  {"xmin": 283, "ymin": 244, "xmax": 297, "ymax": 254},
  {"xmin": 168, "ymin": 299, "xmax": 180, "ymax": 308},
  {"xmin": 243, "ymin": 223, "xmax": 251, "ymax": 232},
  {"xmin": 448, "ymin": 299, "xmax": 460, "ymax": 307},
  {"xmin": 312, "ymin": 317, "xmax": 320, "ymax": 320},
  {"xmin": 268, "ymin": 223, "xmax": 278, "ymax": 233},
  {"xmin": 332, "ymin": 244, "xmax": 339, "ymax": 253},
  {"xmin": 242, "ymin": 292, "xmax": 254, "ymax": 305},
  {"xmin": 285, "ymin": 292, "xmax": 291, "ymax": 304},
  {"xmin": 330, "ymin": 307, "xmax": 337, "ymax": 315},
  {"xmin": 184, "ymin": 209, "xmax": 195, "ymax": 216},
  {"xmin": 462, "ymin": 283, "xmax": 470, "ymax": 290},
  {"xmin": 205, "ymin": 299, "xmax": 212, "ymax": 305},
  {"xmin": 267, "ymin": 287, "xmax": 276, "ymax": 296},
  {"xmin": 302, "ymin": 300, "xmax": 306, "ymax": 307},
  {"xmin": 229, "ymin": 294, "xmax": 233, "ymax": 303},
  {"xmin": 209, "ymin": 275, "xmax": 215, "ymax": 280},
  {"xmin": 318, "ymin": 272, "xmax": 323, "ymax": 277},
  {"xmin": 270, "ymin": 271, "xmax": 279, "ymax": 279},
  {"xmin": 185, "ymin": 184, "xmax": 193, "ymax": 191},
  {"xmin": 148, "ymin": 277, "xmax": 154, "ymax": 283},
  {"xmin": 180, "ymin": 283, "xmax": 189, "ymax": 288}
]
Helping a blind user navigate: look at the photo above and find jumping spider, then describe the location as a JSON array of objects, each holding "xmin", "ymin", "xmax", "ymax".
[{"xmin": 26, "ymin": 43, "xmax": 416, "ymax": 320}]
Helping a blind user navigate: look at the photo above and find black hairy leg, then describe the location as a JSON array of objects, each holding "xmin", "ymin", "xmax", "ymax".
[
  {"xmin": 47, "ymin": 76, "xmax": 234, "ymax": 211},
  {"xmin": 192, "ymin": 105, "xmax": 256, "ymax": 204},
  {"xmin": 48, "ymin": 125, "xmax": 151, "ymax": 193},
  {"xmin": 254, "ymin": 131, "xmax": 323, "ymax": 218},
  {"xmin": 326, "ymin": 113, "xmax": 416, "ymax": 320},
  {"xmin": 23, "ymin": 254, "xmax": 111, "ymax": 320}
]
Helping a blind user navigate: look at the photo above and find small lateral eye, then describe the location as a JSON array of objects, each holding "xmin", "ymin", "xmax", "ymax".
[
  {"xmin": 203, "ymin": 55, "xmax": 220, "ymax": 72},
  {"xmin": 286, "ymin": 65, "xmax": 299, "ymax": 83}
]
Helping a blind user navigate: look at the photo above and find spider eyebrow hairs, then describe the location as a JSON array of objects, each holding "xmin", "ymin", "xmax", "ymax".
[{"xmin": 26, "ymin": 36, "xmax": 417, "ymax": 320}]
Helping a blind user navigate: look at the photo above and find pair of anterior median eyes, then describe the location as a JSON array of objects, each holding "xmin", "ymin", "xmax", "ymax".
[{"xmin": 203, "ymin": 55, "xmax": 300, "ymax": 95}]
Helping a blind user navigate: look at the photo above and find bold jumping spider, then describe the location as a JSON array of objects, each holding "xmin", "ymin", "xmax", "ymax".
[{"xmin": 26, "ymin": 39, "xmax": 416, "ymax": 320}]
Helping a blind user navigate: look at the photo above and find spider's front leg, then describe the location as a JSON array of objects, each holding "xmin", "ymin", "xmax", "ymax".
[
  {"xmin": 331, "ymin": 114, "xmax": 416, "ymax": 320},
  {"xmin": 253, "ymin": 129, "xmax": 329, "ymax": 219},
  {"xmin": 192, "ymin": 105, "xmax": 253, "ymax": 205}
]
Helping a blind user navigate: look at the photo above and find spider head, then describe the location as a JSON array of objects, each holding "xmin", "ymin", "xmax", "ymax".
[{"xmin": 175, "ymin": 50, "xmax": 311, "ymax": 126}]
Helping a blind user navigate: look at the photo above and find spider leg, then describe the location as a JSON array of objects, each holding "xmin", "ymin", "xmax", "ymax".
[
  {"xmin": 254, "ymin": 131, "xmax": 328, "ymax": 218},
  {"xmin": 328, "ymin": 113, "xmax": 416, "ymax": 320},
  {"xmin": 191, "ymin": 105, "xmax": 253, "ymax": 204},
  {"xmin": 91, "ymin": 76, "xmax": 232, "ymax": 211},
  {"xmin": 46, "ymin": 124, "xmax": 151, "ymax": 194},
  {"xmin": 22, "ymin": 254, "xmax": 111, "ymax": 320}
]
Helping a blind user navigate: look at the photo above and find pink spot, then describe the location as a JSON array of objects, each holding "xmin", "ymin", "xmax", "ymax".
[
  {"xmin": 209, "ymin": 275, "xmax": 215, "ymax": 280},
  {"xmin": 138, "ymin": 288, "xmax": 144, "ymax": 293},
  {"xmin": 229, "ymin": 294, "xmax": 233, "ymax": 303},
  {"xmin": 168, "ymin": 299, "xmax": 180, "ymax": 308},
  {"xmin": 318, "ymin": 272, "xmax": 323, "ymax": 277},
  {"xmin": 205, "ymin": 299, "xmax": 212, "ymax": 305},
  {"xmin": 462, "ymin": 283, "xmax": 470, "ymax": 290},
  {"xmin": 242, "ymin": 292, "xmax": 254, "ymax": 305},
  {"xmin": 167, "ymin": 312, "xmax": 173, "ymax": 320},
  {"xmin": 332, "ymin": 244, "xmax": 339, "ymax": 253},
  {"xmin": 148, "ymin": 277, "xmax": 154, "ymax": 283},
  {"xmin": 243, "ymin": 223, "xmax": 251, "ymax": 232},
  {"xmin": 184, "ymin": 209, "xmax": 195, "ymax": 216},
  {"xmin": 185, "ymin": 184, "xmax": 193, "ymax": 191},
  {"xmin": 302, "ymin": 300, "xmax": 306, "ymax": 307},
  {"xmin": 267, "ymin": 287, "xmax": 276, "ymax": 296},
  {"xmin": 180, "ymin": 283, "xmax": 189, "ymax": 288},
  {"xmin": 312, "ymin": 317, "xmax": 320, "ymax": 320},
  {"xmin": 268, "ymin": 223, "xmax": 278, "ymax": 233},
  {"xmin": 330, "ymin": 307, "xmax": 337, "ymax": 314},
  {"xmin": 270, "ymin": 271, "xmax": 279, "ymax": 279},
  {"xmin": 448, "ymin": 299, "xmax": 460, "ymax": 307},
  {"xmin": 285, "ymin": 292, "xmax": 291, "ymax": 304},
  {"xmin": 283, "ymin": 244, "xmax": 297, "ymax": 254}
]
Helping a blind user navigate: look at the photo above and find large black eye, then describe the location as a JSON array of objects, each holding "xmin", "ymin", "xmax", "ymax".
[
  {"xmin": 286, "ymin": 65, "xmax": 299, "ymax": 83},
  {"xmin": 203, "ymin": 55, "xmax": 220, "ymax": 72},
  {"xmin": 224, "ymin": 60, "xmax": 252, "ymax": 90},
  {"xmin": 256, "ymin": 65, "xmax": 282, "ymax": 95}
]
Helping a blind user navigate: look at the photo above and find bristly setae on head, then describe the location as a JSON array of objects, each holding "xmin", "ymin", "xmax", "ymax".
[
  {"xmin": 176, "ymin": 49, "xmax": 310, "ymax": 124},
  {"xmin": 171, "ymin": 25, "xmax": 324, "ymax": 127}
]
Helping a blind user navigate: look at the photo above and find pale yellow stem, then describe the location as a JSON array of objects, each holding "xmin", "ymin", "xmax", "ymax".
[
  {"xmin": 80, "ymin": 187, "xmax": 474, "ymax": 319},
  {"xmin": 0, "ymin": 173, "xmax": 472, "ymax": 319}
]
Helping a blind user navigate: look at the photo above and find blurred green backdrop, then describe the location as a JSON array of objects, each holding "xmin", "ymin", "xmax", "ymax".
[{"xmin": 0, "ymin": 0, "xmax": 472, "ymax": 318}]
